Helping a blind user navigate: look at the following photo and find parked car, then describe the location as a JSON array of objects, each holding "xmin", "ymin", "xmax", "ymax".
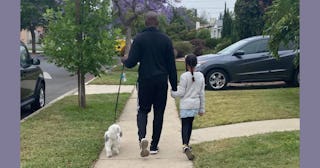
[
  {"xmin": 20, "ymin": 41, "xmax": 46, "ymax": 110},
  {"xmin": 196, "ymin": 35, "xmax": 299, "ymax": 90}
]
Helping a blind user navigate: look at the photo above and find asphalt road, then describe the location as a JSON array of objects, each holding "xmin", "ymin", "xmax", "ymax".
[{"xmin": 21, "ymin": 55, "xmax": 94, "ymax": 119}]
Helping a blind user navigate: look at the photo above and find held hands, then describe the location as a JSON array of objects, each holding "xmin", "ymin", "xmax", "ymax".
[
  {"xmin": 170, "ymin": 89, "xmax": 177, "ymax": 98},
  {"xmin": 120, "ymin": 54, "xmax": 128, "ymax": 63}
]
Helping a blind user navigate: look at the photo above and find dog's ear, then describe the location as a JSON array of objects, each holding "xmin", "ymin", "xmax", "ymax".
[{"xmin": 120, "ymin": 131, "xmax": 123, "ymax": 137}]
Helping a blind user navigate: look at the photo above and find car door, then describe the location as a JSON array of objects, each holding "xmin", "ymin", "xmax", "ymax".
[
  {"xmin": 20, "ymin": 44, "xmax": 38, "ymax": 104},
  {"xmin": 231, "ymin": 39, "xmax": 271, "ymax": 81},
  {"xmin": 266, "ymin": 42, "xmax": 296, "ymax": 80}
]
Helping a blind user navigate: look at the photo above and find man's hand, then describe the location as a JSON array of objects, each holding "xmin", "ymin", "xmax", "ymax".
[
  {"xmin": 198, "ymin": 112, "xmax": 204, "ymax": 116},
  {"xmin": 120, "ymin": 54, "xmax": 128, "ymax": 63}
]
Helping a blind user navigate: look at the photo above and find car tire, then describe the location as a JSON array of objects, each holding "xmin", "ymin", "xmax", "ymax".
[
  {"xmin": 31, "ymin": 82, "xmax": 45, "ymax": 110},
  {"xmin": 206, "ymin": 69, "xmax": 229, "ymax": 90},
  {"xmin": 286, "ymin": 70, "xmax": 299, "ymax": 87},
  {"xmin": 293, "ymin": 70, "xmax": 299, "ymax": 86}
]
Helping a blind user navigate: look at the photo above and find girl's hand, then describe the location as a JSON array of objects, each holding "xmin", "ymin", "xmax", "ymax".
[{"xmin": 198, "ymin": 112, "xmax": 204, "ymax": 116}]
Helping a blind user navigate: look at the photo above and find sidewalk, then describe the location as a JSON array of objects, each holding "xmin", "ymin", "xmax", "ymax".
[
  {"xmin": 93, "ymin": 88, "xmax": 193, "ymax": 168},
  {"xmin": 88, "ymin": 84, "xmax": 300, "ymax": 168}
]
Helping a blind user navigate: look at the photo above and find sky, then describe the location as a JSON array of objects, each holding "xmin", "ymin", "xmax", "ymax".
[{"xmin": 172, "ymin": 0, "xmax": 237, "ymax": 19}]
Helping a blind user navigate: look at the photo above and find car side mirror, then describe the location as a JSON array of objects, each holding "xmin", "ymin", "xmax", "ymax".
[
  {"xmin": 233, "ymin": 50, "xmax": 245, "ymax": 57},
  {"xmin": 32, "ymin": 58, "xmax": 40, "ymax": 65}
]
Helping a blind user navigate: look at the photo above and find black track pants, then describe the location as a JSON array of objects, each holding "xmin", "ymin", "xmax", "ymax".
[{"xmin": 137, "ymin": 75, "xmax": 168, "ymax": 150}]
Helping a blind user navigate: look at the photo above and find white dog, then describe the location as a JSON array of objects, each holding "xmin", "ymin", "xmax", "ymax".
[{"xmin": 104, "ymin": 124, "xmax": 122, "ymax": 158}]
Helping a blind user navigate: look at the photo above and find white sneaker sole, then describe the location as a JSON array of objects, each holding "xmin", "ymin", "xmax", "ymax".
[{"xmin": 140, "ymin": 139, "xmax": 149, "ymax": 157}]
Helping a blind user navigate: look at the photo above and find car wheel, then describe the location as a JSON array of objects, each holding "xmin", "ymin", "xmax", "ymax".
[
  {"xmin": 206, "ymin": 69, "xmax": 229, "ymax": 90},
  {"xmin": 31, "ymin": 83, "xmax": 45, "ymax": 110},
  {"xmin": 286, "ymin": 70, "xmax": 299, "ymax": 87},
  {"xmin": 294, "ymin": 70, "xmax": 300, "ymax": 86}
]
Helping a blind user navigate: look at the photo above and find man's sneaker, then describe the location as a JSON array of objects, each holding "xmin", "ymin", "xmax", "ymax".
[
  {"xmin": 139, "ymin": 138, "xmax": 149, "ymax": 157},
  {"xmin": 150, "ymin": 147, "xmax": 159, "ymax": 155},
  {"xmin": 183, "ymin": 146, "xmax": 195, "ymax": 160}
]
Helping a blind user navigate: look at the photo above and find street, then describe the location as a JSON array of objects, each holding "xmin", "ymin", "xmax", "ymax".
[{"xmin": 20, "ymin": 55, "xmax": 94, "ymax": 119}]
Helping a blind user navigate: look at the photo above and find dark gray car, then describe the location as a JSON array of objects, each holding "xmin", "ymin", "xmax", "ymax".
[
  {"xmin": 20, "ymin": 41, "xmax": 46, "ymax": 110},
  {"xmin": 196, "ymin": 35, "xmax": 299, "ymax": 90}
]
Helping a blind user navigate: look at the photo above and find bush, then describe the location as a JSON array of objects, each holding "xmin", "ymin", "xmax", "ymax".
[
  {"xmin": 196, "ymin": 29, "xmax": 211, "ymax": 40},
  {"xmin": 205, "ymin": 38, "xmax": 220, "ymax": 49},
  {"xmin": 190, "ymin": 39, "xmax": 207, "ymax": 56},
  {"xmin": 181, "ymin": 30, "xmax": 197, "ymax": 41},
  {"xmin": 173, "ymin": 41, "xmax": 193, "ymax": 58},
  {"xmin": 214, "ymin": 38, "xmax": 233, "ymax": 53}
]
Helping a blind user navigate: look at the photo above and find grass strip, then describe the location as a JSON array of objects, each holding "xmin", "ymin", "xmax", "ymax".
[
  {"xmin": 192, "ymin": 131, "xmax": 300, "ymax": 168},
  {"xmin": 21, "ymin": 93, "xmax": 130, "ymax": 168}
]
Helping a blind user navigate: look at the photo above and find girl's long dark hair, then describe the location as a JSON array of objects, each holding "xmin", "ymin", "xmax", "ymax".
[{"xmin": 185, "ymin": 54, "xmax": 198, "ymax": 82}]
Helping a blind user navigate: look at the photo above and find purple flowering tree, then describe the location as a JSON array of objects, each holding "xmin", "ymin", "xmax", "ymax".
[{"xmin": 112, "ymin": 0, "xmax": 179, "ymax": 54}]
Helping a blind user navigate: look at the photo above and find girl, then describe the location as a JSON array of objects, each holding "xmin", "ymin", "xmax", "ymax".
[{"xmin": 171, "ymin": 54, "xmax": 205, "ymax": 160}]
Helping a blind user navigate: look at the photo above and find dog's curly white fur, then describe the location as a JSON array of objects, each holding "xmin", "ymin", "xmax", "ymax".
[{"xmin": 104, "ymin": 124, "xmax": 122, "ymax": 158}]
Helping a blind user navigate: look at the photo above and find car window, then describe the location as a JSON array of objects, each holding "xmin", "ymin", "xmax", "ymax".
[
  {"xmin": 217, "ymin": 40, "xmax": 248, "ymax": 55},
  {"xmin": 20, "ymin": 45, "xmax": 31, "ymax": 67},
  {"xmin": 279, "ymin": 41, "xmax": 295, "ymax": 51},
  {"xmin": 256, "ymin": 39, "xmax": 269, "ymax": 53},
  {"xmin": 240, "ymin": 41, "xmax": 259, "ymax": 54}
]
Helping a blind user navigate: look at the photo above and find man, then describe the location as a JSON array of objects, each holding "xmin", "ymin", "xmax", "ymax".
[{"xmin": 121, "ymin": 11, "xmax": 177, "ymax": 157}]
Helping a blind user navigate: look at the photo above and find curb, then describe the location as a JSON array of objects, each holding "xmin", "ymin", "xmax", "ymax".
[{"xmin": 20, "ymin": 76, "xmax": 96, "ymax": 123}]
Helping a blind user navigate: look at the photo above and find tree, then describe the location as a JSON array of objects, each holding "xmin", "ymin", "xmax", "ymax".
[
  {"xmin": 263, "ymin": 0, "xmax": 299, "ymax": 63},
  {"xmin": 221, "ymin": 3, "xmax": 233, "ymax": 39},
  {"xmin": 111, "ymin": 0, "xmax": 180, "ymax": 55},
  {"xmin": 234, "ymin": 0, "xmax": 264, "ymax": 40},
  {"xmin": 166, "ymin": 7, "xmax": 204, "ymax": 41},
  {"xmin": 21, "ymin": 0, "xmax": 59, "ymax": 54},
  {"xmin": 43, "ymin": 0, "xmax": 119, "ymax": 108}
]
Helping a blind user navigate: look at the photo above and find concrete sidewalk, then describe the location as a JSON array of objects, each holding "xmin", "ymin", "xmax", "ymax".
[
  {"xmin": 86, "ymin": 84, "xmax": 299, "ymax": 168},
  {"xmin": 93, "ymin": 88, "xmax": 193, "ymax": 168}
]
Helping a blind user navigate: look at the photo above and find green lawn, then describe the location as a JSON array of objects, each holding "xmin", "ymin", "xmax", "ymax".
[
  {"xmin": 192, "ymin": 131, "xmax": 300, "ymax": 168},
  {"xmin": 184, "ymin": 87, "xmax": 299, "ymax": 128},
  {"xmin": 91, "ymin": 61, "xmax": 185, "ymax": 85},
  {"xmin": 20, "ymin": 93, "xmax": 130, "ymax": 168},
  {"xmin": 91, "ymin": 71, "xmax": 138, "ymax": 85}
]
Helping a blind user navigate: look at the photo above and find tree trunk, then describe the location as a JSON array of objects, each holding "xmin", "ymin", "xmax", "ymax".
[
  {"xmin": 77, "ymin": 69, "xmax": 86, "ymax": 108},
  {"xmin": 76, "ymin": 0, "xmax": 86, "ymax": 108},
  {"xmin": 77, "ymin": 69, "xmax": 81, "ymax": 106},
  {"xmin": 79, "ymin": 70, "xmax": 86, "ymax": 108},
  {"xmin": 30, "ymin": 27, "xmax": 36, "ymax": 54},
  {"xmin": 124, "ymin": 26, "xmax": 132, "ymax": 56}
]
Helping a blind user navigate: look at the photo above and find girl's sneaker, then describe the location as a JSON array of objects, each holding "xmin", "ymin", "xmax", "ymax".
[{"xmin": 183, "ymin": 146, "xmax": 195, "ymax": 160}]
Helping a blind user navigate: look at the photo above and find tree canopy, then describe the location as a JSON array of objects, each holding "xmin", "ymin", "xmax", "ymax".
[
  {"xmin": 21, "ymin": 0, "xmax": 60, "ymax": 53},
  {"xmin": 234, "ymin": 0, "xmax": 264, "ymax": 40},
  {"xmin": 111, "ymin": 0, "xmax": 180, "ymax": 54},
  {"xmin": 43, "ymin": 0, "xmax": 119, "ymax": 107},
  {"xmin": 263, "ymin": 0, "xmax": 299, "ymax": 62}
]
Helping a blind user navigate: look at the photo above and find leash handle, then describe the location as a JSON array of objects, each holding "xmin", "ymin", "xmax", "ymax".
[{"xmin": 114, "ymin": 64, "xmax": 125, "ymax": 122}]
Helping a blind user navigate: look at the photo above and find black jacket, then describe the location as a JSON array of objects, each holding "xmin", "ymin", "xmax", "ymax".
[{"xmin": 123, "ymin": 27, "xmax": 177, "ymax": 91}]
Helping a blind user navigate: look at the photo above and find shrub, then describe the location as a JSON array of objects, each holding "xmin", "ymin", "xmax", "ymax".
[
  {"xmin": 214, "ymin": 38, "xmax": 233, "ymax": 53},
  {"xmin": 173, "ymin": 41, "xmax": 193, "ymax": 58},
  {"xmin": 190, "ymin": 39, "xmax": 207, "ymax": 56},
  {"xmin": 205, "ymin": 38, "xmax": 220, "ymax": 49},
  {"xmin": 196, "ymin": 29, "xmax": 211, "ymax": 40}
]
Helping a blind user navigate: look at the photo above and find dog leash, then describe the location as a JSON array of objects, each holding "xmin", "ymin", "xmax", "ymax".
[{"xmin": 114, "ymin": 64, "xmax": 125, "ymax": 123}]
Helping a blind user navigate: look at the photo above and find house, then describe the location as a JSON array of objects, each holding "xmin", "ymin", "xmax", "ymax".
[
  {"xmin": 195, "ymin": 17, "xmax": 223, "ymax": 39},
  {"xmin": 20, "ymin": 26, "xmax": 44, "ymax": 44}
]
